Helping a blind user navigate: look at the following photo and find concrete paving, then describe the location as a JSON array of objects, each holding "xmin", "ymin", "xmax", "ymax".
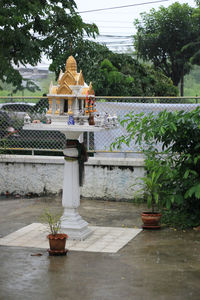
[
  {"xmin": 0, "ymin": 196, "xmax": 200, "ymax": 300},
  {"xmin": 0, "ymin": 223, "xmax": 142, "ymax": 253}
]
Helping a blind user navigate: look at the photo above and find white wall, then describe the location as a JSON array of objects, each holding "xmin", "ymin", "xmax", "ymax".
[{"xmin": 0, "ymin": 155, "xmax": 145, "ymax": 200}]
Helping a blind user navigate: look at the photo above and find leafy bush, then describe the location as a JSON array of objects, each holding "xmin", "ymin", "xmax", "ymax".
[
  {"xmin": 112, "ymin": 107, "xmax": 200, "ymax": 228},
  {"xmin": 162, "ymin": 208, "xmax": 200, "ymax": 230}
]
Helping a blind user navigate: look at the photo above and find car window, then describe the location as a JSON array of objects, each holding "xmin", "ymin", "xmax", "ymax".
[{"xmin": 1, "ymin": 104, "xmax": 32, "ymax": 112}]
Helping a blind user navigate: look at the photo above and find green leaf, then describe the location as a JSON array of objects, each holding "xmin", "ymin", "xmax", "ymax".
[
  {"xmin": 166, "ymin": 199, "xmax": 171, "ymax": 209},
  {"xmin": 183, "ymin": 169, "xmax": 190, "ymax": 179},
  {"xmin": 147, "ymin": 195, "xmax": 152, "ymax": 208},
  {"xmin": 174, "ymin": 194, "xmax": 184, "ymax": 205},
  {"xmin": 195, "ymin": 184, "xmax": 200, "ymax": 198},
  {"xmin": 194, "ymin": 156, "xmax": 200, "ymax": 164},
  {"xmin": 171, "ymin": 123, "xmax": 177, "ymax": 131},
  {"xmin": 185, "ymin": 183, "xmax": 200, "ymax": 199},
  {"xmin": 160, "ymin": 126, "xmax": 165, "ymax": 135},
  {"xmin": 154, "ymin": 192, "xmax": 159, "ymax": 204}
]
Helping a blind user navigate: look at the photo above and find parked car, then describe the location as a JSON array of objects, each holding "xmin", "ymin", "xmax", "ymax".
[
  {"xmin": 0, "ymin": 96, "xmax": 49, "ymax": 120},
  {"xmin": 0, "ymin": 98, "xmax": 64, "ymax": 150},
  {"xmin": 1, "ymin": 103, "xmax": 35, "ymax": 120}
]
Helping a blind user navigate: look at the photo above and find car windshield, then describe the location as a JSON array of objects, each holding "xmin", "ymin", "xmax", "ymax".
[{"xmin": 1, "ymin": 104, "xmax": 33, "ymax": 112}]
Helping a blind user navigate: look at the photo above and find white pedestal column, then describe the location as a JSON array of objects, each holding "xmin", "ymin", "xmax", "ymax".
[
  {"xmin": 60, "ymin": 146, "xmax": 92, "ymax": 240},
  {"xmin": 23, "ymin": 122, "xmax": 107, "ymax": 240}
]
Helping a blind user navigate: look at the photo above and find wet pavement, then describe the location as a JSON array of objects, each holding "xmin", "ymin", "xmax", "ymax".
[{"xmin": 0, "ymin": 196, "xmax": 200, "ymax": 300}]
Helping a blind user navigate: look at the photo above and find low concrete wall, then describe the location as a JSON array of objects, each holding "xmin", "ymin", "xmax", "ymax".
[{"xmin": 0, "ymin": 155, "xmax": 145, "ymax": 200}]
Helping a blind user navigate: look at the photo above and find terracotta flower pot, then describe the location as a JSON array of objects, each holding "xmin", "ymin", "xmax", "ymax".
[
  {"xmin": 141, "ymin": 212, "xmax": 162, "ymax": 229},
  {"xmin": 47, "ymin": 233, "xmax": 68, "ymax": 255}
]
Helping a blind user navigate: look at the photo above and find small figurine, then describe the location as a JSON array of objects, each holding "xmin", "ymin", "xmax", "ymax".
[
  {"xmin": 94, "ymin": 113, "xmax": 101, "ymax": 127},
  {"xmin": 46, "ymin": 118, "xmax": 52, "ymax": 124},
  {"xmin": 112, "ymin": 113, "xmax": 118, "ymax": 126},
  {"xmin": 68, "ymin": 115, "xmax": 75, "ymax": 125},
  {"xmin": 107, "ymin": 114, "xmax": 113, "ymax": 127},
  {"xmin": 104, "ymin": 112, "xmax": 109, "ymax": 125},
  {"xmin": 24, "ymin": 114, "xmax": 31, "ymax": 124}
]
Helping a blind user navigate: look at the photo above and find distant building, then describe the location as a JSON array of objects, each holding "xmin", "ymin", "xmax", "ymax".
[
  {"xmin": 18, "ymin": 67, "xmax": 49, "ymax": 80},
  {"xmin": 15, "ymin": 59, "xmax": 50, "ymax": 81}
]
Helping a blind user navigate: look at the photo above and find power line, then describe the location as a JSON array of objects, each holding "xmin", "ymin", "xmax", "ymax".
[
  {"xmin": 84, "ymin": 35, "xmax": 133, "ymax": 38},
  {"xmin": 102, "ymin": 41, "xmax": 133, "ymax": 45},
  {"xmin": 108, "ymin": 44, "xmax": 134, "ymax": 47},
  {"xmin": 98, "ymin": 32, "xmax": 134, "ymax": 35},
  {"xmin": 84, "ymin": 20, "xmax": 133, "ymax": 23},
  {"xmin": 97, "ymin": 35, "xmax": 133, "ymax": 38},
  {"xmin": 78, "ymin": 0, "xmax": 169, "ymax": 14},
  {"xmin": 96, "ymin": 26, "xmax": 133, "ymax": 29}
]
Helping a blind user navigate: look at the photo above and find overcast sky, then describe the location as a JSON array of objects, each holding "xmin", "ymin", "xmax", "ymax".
[
  {"xmin": 75, "ymin": 0, "xmax": 197, "ymax": 53},
  {"xmin": 39, "ymin": 0, "xmax": 196, "ymax": 67}
]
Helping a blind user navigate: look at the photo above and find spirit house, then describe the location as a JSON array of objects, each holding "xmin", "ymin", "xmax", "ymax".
[{"xmin": 47, "ymin": 55, "xmax": 96, "ymax": 125}]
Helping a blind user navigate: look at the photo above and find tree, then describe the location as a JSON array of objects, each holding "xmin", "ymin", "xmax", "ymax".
[
  {"xmin": 134, "ymin": 2, "xmax": 199, "ymax": 95},
  {"xmin": 182, "ymin": 1, "xmax": 200, "ymax": 66},
  {"xmin": 98, "ymin": 58, "xmax": 134, "ymax": 96},
  {"xmin": 49, "ymin": 39, "xmax": 110, "ymax": 85},
  {"xmin": 0, "ymin": 0, "xmax": 98, "ymax": 91},
  {"xmin": 49, "ymin": 39, "xmax": 178, "ymax": 97}
]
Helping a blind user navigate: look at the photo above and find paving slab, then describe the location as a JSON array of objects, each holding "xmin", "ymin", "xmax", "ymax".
[{"xmin": 0, "ymin": 223, "xmax": 142, "ymax": 253}]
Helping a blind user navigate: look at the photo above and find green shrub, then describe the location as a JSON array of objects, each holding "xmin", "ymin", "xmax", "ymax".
[{"xmin": 112, "ymin": 107, "xmax": 200, "ymax": 228}]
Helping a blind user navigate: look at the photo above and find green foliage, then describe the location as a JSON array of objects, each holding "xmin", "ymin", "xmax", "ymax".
[
  {"xmin": 134, "ymin": 2, "xmax": 199, "ymax": 87},
  {"xmin": 98, "ymin": 58, "xmax": 134, "ymax": 96},
  {"xmin": 41, "ymin": 210, "xmax": 62, "ymax": 235},
  {"xmin": 140, "ymin": 168, "xmax": 162, "ymax": 212},
  {"xmin": 162, "ymin": 208, "xmax": 200, "ymax": 230},
  {"xmin": 182, "ymin": 1, "xmax": 200, "ymax": 65},
  {"xmin": 0, "ymin": 111, "xmax": 11, "ymax": 133},
  {"xmin": 112, "ymin": 107, "xmax": 200, "ymax": 228},
  {"xmin": 0, "ymin": 0, "xmax": 98, "ymax": 91},
  {"xmin": 1, "ymin": 129, "xmax": 65, "ymax": 150},
  {"xmin": 142, "ymin": 152, "xmax": 178, "ymax": 212},
  {"xmin": 32, "ymin": 96, "xmax": 49, "ymax": 114},
  {"xmin": 184, "ymin": 65, "xmax": 200, "ymax": 97},
  {"xmin": 0, "ymin": 137, "xmax": 9, "ymax": 154},
  {"xmin": 49, "ymin": 39, "xmax": 178, "ymax": 97},
  {"xmin": 0, "ymin": 73, "xmax": 56, "ymax": 97}
]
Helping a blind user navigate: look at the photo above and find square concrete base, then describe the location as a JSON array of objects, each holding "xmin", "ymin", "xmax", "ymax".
[
  {"xmin": 0, "ymin": 223, "xmax": 142, "ymax": 253},
  {"xmin": 61, "ymin": 226, "xmax": 92, "ymax": 241}
]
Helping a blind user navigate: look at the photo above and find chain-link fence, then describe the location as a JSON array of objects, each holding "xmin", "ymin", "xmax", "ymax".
[{"xmin": 0, "ymin": 96, "xmax": 199, "ymax": 155}]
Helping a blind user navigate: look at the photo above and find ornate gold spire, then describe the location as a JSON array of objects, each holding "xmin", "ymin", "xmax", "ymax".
[
  {"xmin": 78, "ymin": 70, "xmax": 84, "ymax": 85},
  {"xmin": 88, "ymin": 82, "xmax": 94, "ymax": 94},
  {"xmin": 58, "ymin": 69, "xmax": 63, "ymax": 84},
  {"xmin": 65, "ymin": 55, "xmax": 77, "ymax": 76}
]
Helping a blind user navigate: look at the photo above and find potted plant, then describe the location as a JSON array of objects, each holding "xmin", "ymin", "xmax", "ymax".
[
  {"xmin": 140, "ymin": 169, "xmax": 162, "ymax": 229},
  {"xmin": 41, "ymin": 210, "xmax": 68, "ymax": 256}
]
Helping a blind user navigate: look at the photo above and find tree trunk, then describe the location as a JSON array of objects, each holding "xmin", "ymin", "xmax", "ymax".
[{"xmin": 180, "ymin": 73, "xmax": 184, "ymax": 96}]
